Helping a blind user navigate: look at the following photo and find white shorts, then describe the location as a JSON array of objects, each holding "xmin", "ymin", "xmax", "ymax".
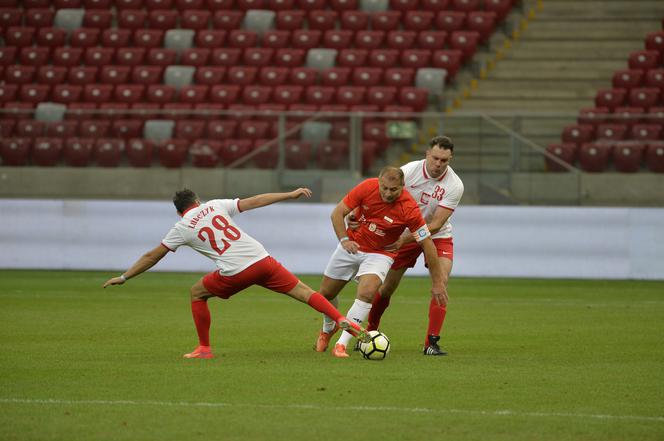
[{"xmin": 323, "ymin": 243, "xmax": 394, "ymax": 283}]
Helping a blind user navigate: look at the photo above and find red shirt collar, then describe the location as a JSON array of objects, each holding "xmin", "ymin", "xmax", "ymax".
[
  {"xmin": 180, "ymin": 203, "xmax": 200, "ymax": 217},
  {"xmin": 422, "ymin": 161, "xmax": 447, "ymax": 182}
]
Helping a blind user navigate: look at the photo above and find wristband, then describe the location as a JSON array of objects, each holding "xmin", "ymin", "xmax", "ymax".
[
  {"xmin": 120, "ymin": 274, "xmax": 127, "ymax": 282},
  {"xmin": 339, "ymin": 236, "xmax": 349, "ymax": 243}
]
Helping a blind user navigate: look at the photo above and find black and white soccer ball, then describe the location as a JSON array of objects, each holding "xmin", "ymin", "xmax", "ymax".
[{"xmin": 359, "ymin": 330, "xmax": 390, "ymax": 360}]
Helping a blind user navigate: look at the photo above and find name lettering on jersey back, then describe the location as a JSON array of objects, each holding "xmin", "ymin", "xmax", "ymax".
[{"xmin": 188, "ymin": 206, "xmax": 215, "ymax": 229}]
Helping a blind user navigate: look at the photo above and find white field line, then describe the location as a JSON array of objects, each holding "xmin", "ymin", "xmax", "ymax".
[{"xmin": 1, "ymin": 398, "xmax": 663, "ymax": 423}]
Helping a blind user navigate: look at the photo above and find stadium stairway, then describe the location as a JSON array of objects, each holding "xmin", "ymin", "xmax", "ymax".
[{"xmin": 437, "ymin": 0, "xmax": 664, "ymax": 175}]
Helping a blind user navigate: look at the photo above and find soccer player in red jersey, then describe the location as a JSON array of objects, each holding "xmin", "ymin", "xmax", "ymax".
[
  {"xmin": 314, "ymin": 166, "xmax": 447, "ymax": 358},
  {"xmin": 103, "ymin": 188, "xmax": 367, "ymax": 359},
  {"xmin": 366, "ymin": 136, "xmax": 464, "ymax": 355}
]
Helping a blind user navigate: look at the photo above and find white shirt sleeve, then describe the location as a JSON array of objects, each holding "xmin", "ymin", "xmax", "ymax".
[
  {"xmin": 161, "ymin": 226, "xmax": 186, "ymax": 252},
  {"xmin": 439, "ymin": 179, "xmax": 464, "ymax": 211},
  {"xmin": 209, "ymin": 198, "xmax": 241, "ymax": 217}
]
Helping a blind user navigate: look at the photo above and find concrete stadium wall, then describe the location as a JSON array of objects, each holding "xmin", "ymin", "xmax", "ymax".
[{"xmin": 1, "ymin": 199, "xmax": 663, "ymax": 280}]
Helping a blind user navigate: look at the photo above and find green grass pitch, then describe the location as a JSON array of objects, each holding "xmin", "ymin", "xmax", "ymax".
[{"xmin": 1, "ymin": 270, "xmax": 663, "ymax": 441}]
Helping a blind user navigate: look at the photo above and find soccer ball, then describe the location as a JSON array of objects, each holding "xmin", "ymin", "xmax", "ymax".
[{"xmin": 359, "ymin": 330, "xmax": 390, "ymax": 360}]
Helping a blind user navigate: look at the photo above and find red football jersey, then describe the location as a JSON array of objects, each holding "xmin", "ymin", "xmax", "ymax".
[{"xmin": 343, "ymin": 178, "xmax": 429, "ymax": 257}]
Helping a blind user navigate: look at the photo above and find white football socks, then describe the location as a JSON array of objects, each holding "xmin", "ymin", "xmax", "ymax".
[
  {"xmin": 337, "ymin": 298, "xmax": 372, "ymax": 346},
  {"xmin": 322, "ymin": 295, "xmax": 339, "ymax": 333}
]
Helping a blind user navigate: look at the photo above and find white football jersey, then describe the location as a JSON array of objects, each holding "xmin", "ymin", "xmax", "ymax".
[
  {"xmin": 401, "ymin": 159, "xmax": 464, "ymax": 239},
  {"xmin": 161, "ymin": 199, "xmax": 269, "ymax": 276}
]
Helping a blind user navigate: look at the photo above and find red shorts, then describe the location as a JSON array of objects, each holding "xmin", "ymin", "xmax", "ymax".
[
  {"xmin": 391, "ymin": 237, "xmax": 454, "ymax": 270},
  {"xmin": 202, "ymin": 256, "xmax": 299, "ymax": 299}
]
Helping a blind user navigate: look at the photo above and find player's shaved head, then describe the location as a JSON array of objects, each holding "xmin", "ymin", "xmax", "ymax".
[
  {"xmin": 378, "ymin": 166, "xmax": 405, "ymax": 185},
  {"xmin": 173, "ymin": 189, "xmax": 199, "ymax": 214}
]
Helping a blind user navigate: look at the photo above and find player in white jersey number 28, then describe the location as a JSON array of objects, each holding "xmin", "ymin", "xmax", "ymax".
[
  {"xmin": 103, "ymin": 188, "xmax": 368, "ymax": 359},
  {"xmin": 353, "ymin": 136, "xmax": 464, "ymax": 355}
]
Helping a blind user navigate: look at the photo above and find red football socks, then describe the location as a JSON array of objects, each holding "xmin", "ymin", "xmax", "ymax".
[
  {"xmin": 307, "ymin": 292, "xmax": 343, "ymax": 323},
  {"xmin": 367, "ymin": 292, "xmax": 390, "ymax": 331},
  {"xmin": 426, "ymin": 298, "xmax": 447, "ymax": 344},
  {"xmin": 191, "ymin": 300, "xmax": 211, "ymax": 347}
]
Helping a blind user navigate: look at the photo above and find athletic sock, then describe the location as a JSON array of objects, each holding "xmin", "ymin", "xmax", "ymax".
[
  {"xmin": 318, "ymin": 295, "xmax": 339, "ymax": 333},
  {"xmin": 367, "ymin": 292, "xmax": 390, "ymax": 331},
  {"xmin": 337, "ymin": 299, "xmax": 372, "ymax": 346},
  {"xmin": 425, "ymin": 299, "xmax": 447, "ymax": 346},
  {"xmin": 191, "ymin": 300, "xmax": 211, "ymax": 347}
]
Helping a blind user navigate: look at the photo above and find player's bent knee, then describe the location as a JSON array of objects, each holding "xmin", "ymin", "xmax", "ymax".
[{"xmin": 190, "ymin": 280, "xmax": 211, "ymax": 302}]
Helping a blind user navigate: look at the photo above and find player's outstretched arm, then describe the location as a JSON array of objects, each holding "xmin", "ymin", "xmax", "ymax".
[
  {"xmin": 102, "ymin": 245, "xmax": 169, "ymax": 288},
  {"xmin": 420, "ymin": 237, "xmax": 448, "ymax": 306},
  {"xmin": 238, "ymin": 188, "xmax": 312, "ymax": 212}
]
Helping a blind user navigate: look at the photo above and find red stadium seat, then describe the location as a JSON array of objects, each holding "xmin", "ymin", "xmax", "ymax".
[
  {"xmin": 628, "ymin": 50, "xmax": 660, "ymax": 70},
  {"xmin": 484, "ymin": 0, "xmax": 512, "ymax": 22},
  {"xmin": 158, "ymin": 139, "xmax": 189, "ymax": 167},
  {"xmin": 1, "ymin": 138, "xmax": 32, "ymax": 166},
  {"xmin": 321, "ymin": 67, "xmax": 351, "ymax": 87},
  {"xmin": 467, "ymin": 11, "xmax": 496, "ymax": 43},
  {"xmin": 340, "ymin": 10, "xmax": 368, "ymax": 31},
  {"xmin": 367, "ymin": 49, "xmax": 399, "ymax": 69},
  {"xmin": 133, "ymin": 65, "xmax": 164, "ymax": 84},
  {"xmin": 70, "ymin": 28, "xmax": 100, "ymax": 48},
  {"xmin": 181, "ymin": 48, "xmax": 211, "ymax": 66},
  {"xmin": 210, "ymin": 48, "xmax": 242, "ymax": 67},
  {"xmin": 298, "ymin": 0, "xmax": 325, "ymax": 9},
  {"xmin": 612, "ymin": 69, "xmax": 643, "ymax": 90},
  {"xmin": 52, "ymin": 85, "xmax": 83, "ymax": 104},
  {"xmin": 66, "ymin": 102, "xmax": 97, "ymax": 120},
  {"xmin": 196, "ymin": 29, "xmax": 227, "ymax": 48},
  {"xmin": 16, "ymin": 119, "xmax": 45, "ymax": 137},
  {"xmin": 363, "ymin": 120, "xmax": 388, "ymax": 143},
  {"xmin": 114, "ymin": 84, "xmax": 145, "ymax": 104},
  {"xmin": 645, "ymin": 31, "xmax": 664, "ymax": 54},
  {"xmin": 613, "ymin": 141, "xmax": 645, "ymax": 173},
  {"xmin": 207, "ymin": 120, "xmax": 237, "ymax": 139},
  {"xmin": 435, "ymin": 11, "xmax": 466, "ymax": 32},
  {"xmin": 259, "ymin": 66, "xmax": 289, "ymax": 86},
  {"xmin": 451, "ymin": 0, "xmax": 480, "ymax": 12},
  {"xmin": 613, "ymin": 107, "xmax": 645, "ymax": 129},
  {"xmin": 209, "ymin": 84, "xmax": 241, "ymax": 105},
  {"xmin": 95, "ymin": 138, "xmax": 124, "ymax": 167},
  {"xmin": 0, "ymin": 119, "xmax": 16, "ymax": 137},
  {"xmin": 116, "ymin": 47, "xmax": 146, "ymax": 66},
  {"xmin": 146, "ymin": 48, "xmax": 178, "ymax": 66},
  {"xmin": 176, "ymin": 0, "xmax": 205, "ymax": 8},
  {"xmin": 111, "ymin": 119, "xmax": 144, "ymax": 138},
  {"xmin": 265, "ymin": 0, "xmax": 296, "ymax": 10},
  {"xmin": 36, "ymin": 27, "xmax": 67, "ymax": 47},
  {"xmin": 228, "ymin": 29, "xmax": 258, "ymax": 48},
  {"xmin": 145, "ymin": 0, "xmax": 174, "ymax": 7},
  {"xmin": 45, "ymin": 121, "xmax": 78, "ymax": 138},
  {"xmin": 5, "ymin": 65, "xmax": 35, "ymax": 84},
  {"xmin": 545, "ymin": 143, "xmax": 577, "ymax": 172},
  {"xmin": 84, "ymin": 47, "xmax": 114, "ymax": 67},
  {"xmin": 561, "ymin": 124, "xmax": 594, "ymax": 145},
  {"xmin": 273, "ymin": 48, "xmax": 305, "ymax": 67},
  {"xmin": 67, "ymin": 66, "xmax": 98, "ymax": 85},
  {"xmin": 399, "ymin": 87, "xmax": 429, "ymax": 112},
  {"xmin": 418, "ymin": 31, "xmax": 448, "ymax": 50},
  {"xmin": 273, "ymin": 85, "xmax": 303, "ymax": 106},
  {"xmin": 97, "ymin": 66, "xmax": 128, "ymax": 85},
  {"xmin": 322, "ymin": 29, "xmax": 354, "ymax": 50},
  {"xmin": 371, "ymin": 11, "xmax": 401, "ymax": 32},
  {"xmin": 596, "ymin": 123, "xmax": 628, "ymax": 141},
  {"xmin": 262, "ymin": 30, "xmax": 290, "ymax": 49},
  {"xmin": 179, "ymin": 85, "xmax": 209, "ymax": 104},
  {"xmin": 227, "ymin": 66, "xmax": 258, "ymax": 86},
  {"xmin": 449, "ymin": 31, "xmax": 479, "ymax": 62},
  {"xmin": 251, "ymin": 139, "xmax": 278, "ymax": 169},
  {"xmin": 355, "ymin": 30, "xmax": 385, "ymax": 50},
  {"xmin": 212, "ymin": 10, "xmax": 244, "ymax": 30},
  {"xmin": 190, "ymin": 139, "xmax": 221, "ymax": 167},
  {"xmin": 218, "ymin": 138, "xmax": 251, "ymax": 165},
  {"xmin": 174, "ymin": 119, "xmax": 206, "ymax": 139},
  {"xmin": 101, "ymin": 28, "xmax": 132, "ymax": 48},
  {"xmin": 24, "ymin": 8, "xmax": 54, "ymax": 27},
  {"xmin": 631, "ymin": 124, "xmax": 662, "ymax": 141},
  {"xmin": 401, "ymin": 49, "xmax": 432, "ymax": 69},
  {"xmin": 32, "ymin": 137, "xmax": 63, "ymax": 166},
  {"xmin": 308, "ymin": 10, "xmax": 338, "ymax": 31},
  {"xmin": 0, "ymin": 46, "xmax": 17, "ymax": 66},
  {"xmin": 578, "ymin": 142, "xmax": 611, "ymax": 172},
  {"xmin": 83, "ymin": 10, "xmax": 113, "ymax": 28},
  {"xmin": 305, "ymin": 86, "xmax": 335, "ymax": 106},
  {"xmin": 238, "ymin": 119, "xmax": 270, "ymax": 138},
  {"xmin": 83, "ymin": 84, "xmax": 114, "ymax": 103},
  {"xmin": 386, "ymin": 31, "xmax": 417, "ymax": 50},
  {"xmin": 645, "ymin": 68, "xmax": 664, "ymax": 88},
  {"xmin": 63, "ymin": 137, "xmax": 94, "ymax": 166},
  {"xmin": 243, "ymin": 48, "xmax": 275, "ymax": 67},
  {"xmin": 292, "ymin": 29, "xmax": 322, "ymax": 50},
  {"xmin": 404, "ymin": 11, "xmax": 434, "ymax": 32},
  {"xmin": 99, "ymin": 102, "xmax": 130, "ymax": 120},
  {"xmin": 145, "ymin": 84, "xmax": 176, "ymax": 103},
  {"xmin": 19, "ymin": 47, "xmax": 50, "ymax": 66},
  {"xmin": 275, "ymin": 10, "xmax": 304, "ymax": 30},
  {"xmin": 242, "ymin": 85, "xmax": 272, "ymax": 106},
  {"xmin": 337, "ymin": 86, "xmax": 366, "ymax": 107},
  {"xmin": 148, "ymin": 9, "xmax": 178, "ymax": 30},
  {"xmin": 628, "ymin": 88, "xmax": 659, "ymax": 109},
  {"xmin": 577, "ymin": 107, "xmax": 609, "ymax": 128},
  {"xmin": 352, "ymin": 68, "xmax": 383, "ymax": 87},
  {"xmin": 384, "ymin": 68, "xmax": 415, "ymax": 88},
  {"xmin": 133, "ymin": 29, "xmax": 164, "ymax": 47},
  {"xmin": 5, "ymin": 26, "xmax": 35, "ymax": 47},
  {"xmin": 79, "ymin": 119, "xmax": 111, "ymax": 137},
  {"xmin": 318, "ymin": 140, "xmax": 348, "ymax": 169},
  {"xmin": 85, "ymin": 0, "xmax": 112, "ymax": 7},
  {"xmin": 194, "ymin": 66, "xmax": 225, "ymax": 85},
  {"xmin": 3, "ymin": 101, "xmax": 35, "ymax": 120},
  {"xmin": 0, "ymin": 84, "xmax": 18, "ymax": 103},
  {"xmin": 0, "ymin": 8, "xmax": 22, "ymax": 27},
  {"xmin": 284, "ymin": 141, "xmax": 311, "ymax": 169},
  {"xmin": 117, "ymin": 0, "xmax": 145, "ymax": 7},
  {"xmin": 236, "ymin": 0, "xmax": 265, "ymax": 8},
  {"xmin": 181, "ymin": 9, "xmax": 211, "ymax": 30},
  {"xmin": 126, "ymin": 138, "xmax": 154, "ymax": 167},
  {"xmin": 646, "ymin": 141, "xmax": 664, "ymax": 172},
  {"xmin": 594, "ymin": 88, "xmax": 626, "ymax": 111},
  {"xmin": 290, "ymin": 67, "xmax": 318, "ymax": 86}
]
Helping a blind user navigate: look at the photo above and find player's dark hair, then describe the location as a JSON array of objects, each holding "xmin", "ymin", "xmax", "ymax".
[
  {"xmin": 173, "ymin": 189, "xmax": 198, "ymax": 214},
  {"xmin": 429, "ymin": 136, "xmax": 454, "ymax": 152}
]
